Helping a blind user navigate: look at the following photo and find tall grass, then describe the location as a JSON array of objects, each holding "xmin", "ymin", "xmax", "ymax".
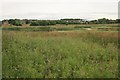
[{"xmin": 2, "ymin": 30, "xmax": 118, "ymax": 78}]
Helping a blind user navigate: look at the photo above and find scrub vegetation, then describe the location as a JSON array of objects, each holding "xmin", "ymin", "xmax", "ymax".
[{"xmin": 2, "ymin": 25, "xmax": 119, "ymax": 78}]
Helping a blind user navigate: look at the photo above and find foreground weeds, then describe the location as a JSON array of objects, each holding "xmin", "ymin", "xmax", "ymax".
[{"xmin": 2, "ymin": 30, "xmax": 118, "ymax": 78}]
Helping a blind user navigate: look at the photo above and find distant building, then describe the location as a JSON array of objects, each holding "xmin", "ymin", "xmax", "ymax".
[{"xmin": 61, "ymin": 19, "xmax": 86, "ymax": 23}]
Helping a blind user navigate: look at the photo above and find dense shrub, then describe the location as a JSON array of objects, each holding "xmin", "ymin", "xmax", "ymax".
[
  {"xmin": 30, "ymin": 20, "xmax": 57, "ymax": 26},
  {"xmin": 8, "ymin": 19, "xmax": 22, "ymax": 26},
  {"xmin": 30, "ymin": 21, "xmax": 39, "ymax": 26}
]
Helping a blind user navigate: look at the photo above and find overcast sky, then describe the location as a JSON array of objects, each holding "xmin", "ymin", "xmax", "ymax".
[{"xmin": 0, "ymin": 0, "xmax": 119, "ymax": 20}]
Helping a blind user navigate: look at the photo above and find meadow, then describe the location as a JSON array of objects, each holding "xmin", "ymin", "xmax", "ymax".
[{"xmin": 2, "ymin": 24, "xmax": 119, "ymax": 78}]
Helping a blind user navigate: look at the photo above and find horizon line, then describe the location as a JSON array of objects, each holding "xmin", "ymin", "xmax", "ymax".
[{"xmin": 0, "ymin": 18, "xmax": 118, "ymax": 21}]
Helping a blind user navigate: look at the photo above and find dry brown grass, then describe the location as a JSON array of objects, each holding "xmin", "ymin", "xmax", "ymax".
[{"xmin": 5, "ymin": 30, "xmax": 118, "ymax": 46}]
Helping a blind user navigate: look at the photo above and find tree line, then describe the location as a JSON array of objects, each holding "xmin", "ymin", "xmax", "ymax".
[{"xmin": 2, "ymin": 18, "xmax": 120, "ymax": 26}]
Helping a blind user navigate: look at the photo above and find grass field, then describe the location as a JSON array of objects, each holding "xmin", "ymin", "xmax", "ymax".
[{"xmin": 2, "ymin": 25, "xmax": 119, "ymax": 78}]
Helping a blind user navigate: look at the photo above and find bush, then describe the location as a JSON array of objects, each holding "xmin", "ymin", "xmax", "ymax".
[{"xmin": 30, "ymin": 22, "xmax": 39, "ymax": 26}]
